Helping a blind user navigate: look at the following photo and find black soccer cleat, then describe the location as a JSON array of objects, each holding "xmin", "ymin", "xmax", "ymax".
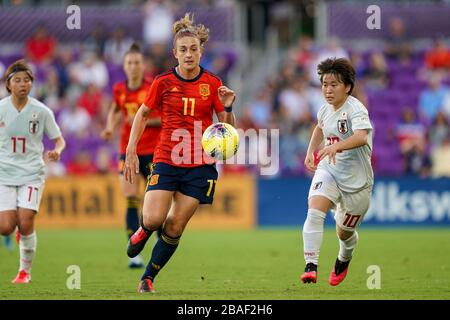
[{"xmin": 127, "ymin": 227, "xmax": 150, "ymax": 258}]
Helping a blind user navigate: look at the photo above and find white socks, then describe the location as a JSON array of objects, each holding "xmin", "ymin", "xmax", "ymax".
[
  {"xmin": 302, "ymin": 209, "xmax": 326, "ymax": 265},
  {"xmin": 19, "ymin": 232, "xmax": 36, "ymax": 273},
  {"xmin": 338, "ymin": 231, "xmax": 358, "ymax": 262}
]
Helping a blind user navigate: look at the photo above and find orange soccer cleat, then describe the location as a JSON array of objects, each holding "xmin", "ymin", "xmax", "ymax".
[
  {"xmin": 329, "ymin": 258, "xmax": 350, "ymax": 286},
  {"xmin": 12, "ymin": 270, "xmax": 31, "ymax": 284},
  {"xmin": 300, "ymin": 263, "xmax": 318, "ymax": 284},
  {"xmin": 137, "ymin": 278, "xmax": 155, "ymax": 293}
]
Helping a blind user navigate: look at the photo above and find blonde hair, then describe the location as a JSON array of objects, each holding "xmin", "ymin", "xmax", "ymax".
[{"xmin": 172, "ymin": 13, "xmax": 209, "ymax": 48}]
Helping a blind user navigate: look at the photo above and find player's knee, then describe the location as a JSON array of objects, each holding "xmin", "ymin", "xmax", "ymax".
[
  {"xmin": 163, "ymin": 217, "xmax": 184, "ymax": 238},
  {"xmin": 141, "ymin": 216, "xmax": 160, "ymax": 232},
  {"xmin": 0, "ymin": 224, "xmax": 16, "ymax": 236},
  {"xmin": 17, "ymin": 222, "xmax": 34, "ymax": 236},
  {"xmin": 308, "ymin": 196, "xmax": 332, "ymax": 213},
  {"xmin": 337, "ymin": 227, "xmax": 354, "ymax": 241}
]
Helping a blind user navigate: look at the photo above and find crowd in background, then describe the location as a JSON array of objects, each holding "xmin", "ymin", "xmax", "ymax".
[
  {"xmin": 238, "ymin": 16, "xmax": 450, "ymax": 178},
  {"xmin": 1, "ymin": 4, "xmax": 450, "ymax": 178}
]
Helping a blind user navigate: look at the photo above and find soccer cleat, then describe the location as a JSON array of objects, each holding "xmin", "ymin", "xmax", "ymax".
[
  {"xmin": 128, "ymin": 255, "xmax": 145, "ymax": 269},
  {"xmin": 329, "ymin": 258, "xmax": 350, "ymax": 286},
  {"xmin": 300, "ymin": 263, "xmax": 318, "ymax": 283},
  {"xmin": 137, "ymin": 278, "xmax": 155, "ymax": 293},
  {"xmin": 127, "ymin": 227, "xmax": 150, "ymax": 258},
  {"xmin": 11, "ymin": 270, "xmax": 31, "ymax": 284}
]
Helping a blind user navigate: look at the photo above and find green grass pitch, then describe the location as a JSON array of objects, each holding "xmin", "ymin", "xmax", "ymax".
[{"xmin": 0, "ymin": 228, "xmax": 449, "ymax": 300}]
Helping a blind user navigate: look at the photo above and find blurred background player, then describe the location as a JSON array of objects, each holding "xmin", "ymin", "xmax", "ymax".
[
  {"xmin": 101, "ymin": 43, "xmax": 161, "ymax": 269},
  {"xmin": 301, "ymin": 58, "xmax": 373, "ymax": 286},
  {"xmin": 0, "ymin": 60, "xmax": 66, "ymax": 283},
  {"xmin": 2, "ymin": 234, "xmax": 13, "ymax": 251},
  {"xmin": 123, "ymin": 13, "xmax": 236, "ymax": 293}
]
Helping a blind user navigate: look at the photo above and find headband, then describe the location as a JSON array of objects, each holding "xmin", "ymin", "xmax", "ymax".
[
  {"xmin": 6, "ymin": 66, "xmax": 33, "ymax": 81},
  {"xmin": 176, "ymin": 28, "xmax": 197, "ymax": 37}
]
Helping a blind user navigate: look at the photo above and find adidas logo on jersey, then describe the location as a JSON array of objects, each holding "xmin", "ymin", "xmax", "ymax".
[{"xmin": 171, "ymin": 87, "xmax": 179, "ymax": 92}]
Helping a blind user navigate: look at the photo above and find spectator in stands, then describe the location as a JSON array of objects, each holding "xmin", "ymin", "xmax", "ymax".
[
  {"xmin": 104, "ymin": 26, "xmax": 134, "ymax": 66},
  {"xmin": 275, "ymin": 62, "xmax": 297, "ymax": 92},
  {"xmin": 69, "ymin": 51, "xmax": 109, "ymax": 90},
  {"xmin": 54, "ymin": 46, "xmax": 73, "ymax": 98},
  {"xmin": 35, "ymin": 66, "xmax": 60, "ymax": 111},
  {"xmin": 425, "ymin": 38, "xmax": 450, "ymax": 71},
  {"xmin": 83, "ymin": 23, "xmax": 107, "ymax": 58},
  {"xmin": 397, "ymin": 107, "xmax": 427, "ymax": 155},
  {"xmin": 247, "ymin": 89, "xmax": 272, "ymax": 128},
  {"xmin": 278, "ymin": 75, "xmax": 312, "ymax": 122},
  {"xmin": 363, "ymin": 51, "xmax": 389, "ymax": 92},
  {"xmin": 294, "ymin": 35, "xmax": 315, "ymax": 72},
  {"xmin": 431, "ymin": 134, "xmax": 450, "ymax": 177},
  {"xmin": 349, "ymin": 51, "xmax": 366, "ymax": 80},
  {"xmin": 441, "ymin": 89, "xmax": 450, "ymax": 119},
  {"xmin": 429, "ymin": 111, "xmax": 450, "ymax": 149},
  {"xmin": 306, "ymin": 83, "xmax": 325, "ymax": 116},
  {"xmin": 76, "ymin": 83, "xmax": 105, "ymax": 122},
  {"xmin": 309, "ymin": 37, "xmax": 348, "ymax": 85},
  {"xmin": 58, "ymin": 97, "xmax": 91, "ymax": 138},
  {"xmin": 404, "ymin": 144, "xmax": 432, "ymax": 178},
  {"xmin": 418, "ymin": 72, "xmax": 448, "ymax": 123},
  {"xmin": 384, "ymin": 16, "xmax": 413, "ymax": 64},
  {"xmin": 142, "ymin": 0, "xmax": 176, "ymax": 47},
  {"xmin": 319, "ymin": 36, "xmax": 348, "ymax": 60},
  {"xmin": 396, "ymin": 107, "xmax": 430, "ymax": 177},
  {"xmin": 25, "ymin": 23, "xmax": 56, "ymax": 65}
]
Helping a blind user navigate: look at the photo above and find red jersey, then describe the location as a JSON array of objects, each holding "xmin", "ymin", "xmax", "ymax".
[
  {"xmin": 143, "ymin": 67, "xmax": 225, "ymax": 167},
  {"xmin": 112, "ymin": 79, "xmax": 161, "ymax": 155},
  {"xmin": 26, "ymin": 36, "xmax": 55, "ymax": 63}
]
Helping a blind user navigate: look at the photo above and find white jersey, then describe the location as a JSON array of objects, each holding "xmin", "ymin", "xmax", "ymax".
[
  {"xmin": 0, "ymin": 96, "xmax": 62, "ymax": 185},
  {"xmin": 317, "ymin": 95, "xmax": 373, "ymax": 192}
]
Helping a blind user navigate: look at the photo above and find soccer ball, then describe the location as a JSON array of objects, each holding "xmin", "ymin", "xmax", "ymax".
[{"xmin": 202, "ymin": 122, "xmax": 239, "ymax": 160}]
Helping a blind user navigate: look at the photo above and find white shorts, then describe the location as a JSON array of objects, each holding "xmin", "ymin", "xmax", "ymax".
[
  {"xmin": 0, "ymin": 181, "xmax": 45, "ymax": 212},
  {"xmin": 308, "ymin": 169, "xmax": 372, "ymax": 231}
]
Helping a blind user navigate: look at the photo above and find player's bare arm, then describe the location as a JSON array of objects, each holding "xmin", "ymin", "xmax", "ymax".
[
  {"xmin": 217, "ymin": 111, "xmax": 236, "ymax": 126},
  {"xmin": 124, "ymin": 104, "xmax": 151, "ymax": 184},
  {"xmin": 47, "ymin": 136, "xmax": 66, "ymax": 161},
  {"xmin": 305, "ymin": 125, "xmax": 324, "ymax": 172},
  {"xmin": 318, "ymin": 129, "xmax": 369, "ymax": 165},
  {"xmin": 101, "ymin": 103, "xmax": 121, "ymax": 140},
  {"xmin": 217, "ymin": 85, "xmax": 236, "ymax": 126}
]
